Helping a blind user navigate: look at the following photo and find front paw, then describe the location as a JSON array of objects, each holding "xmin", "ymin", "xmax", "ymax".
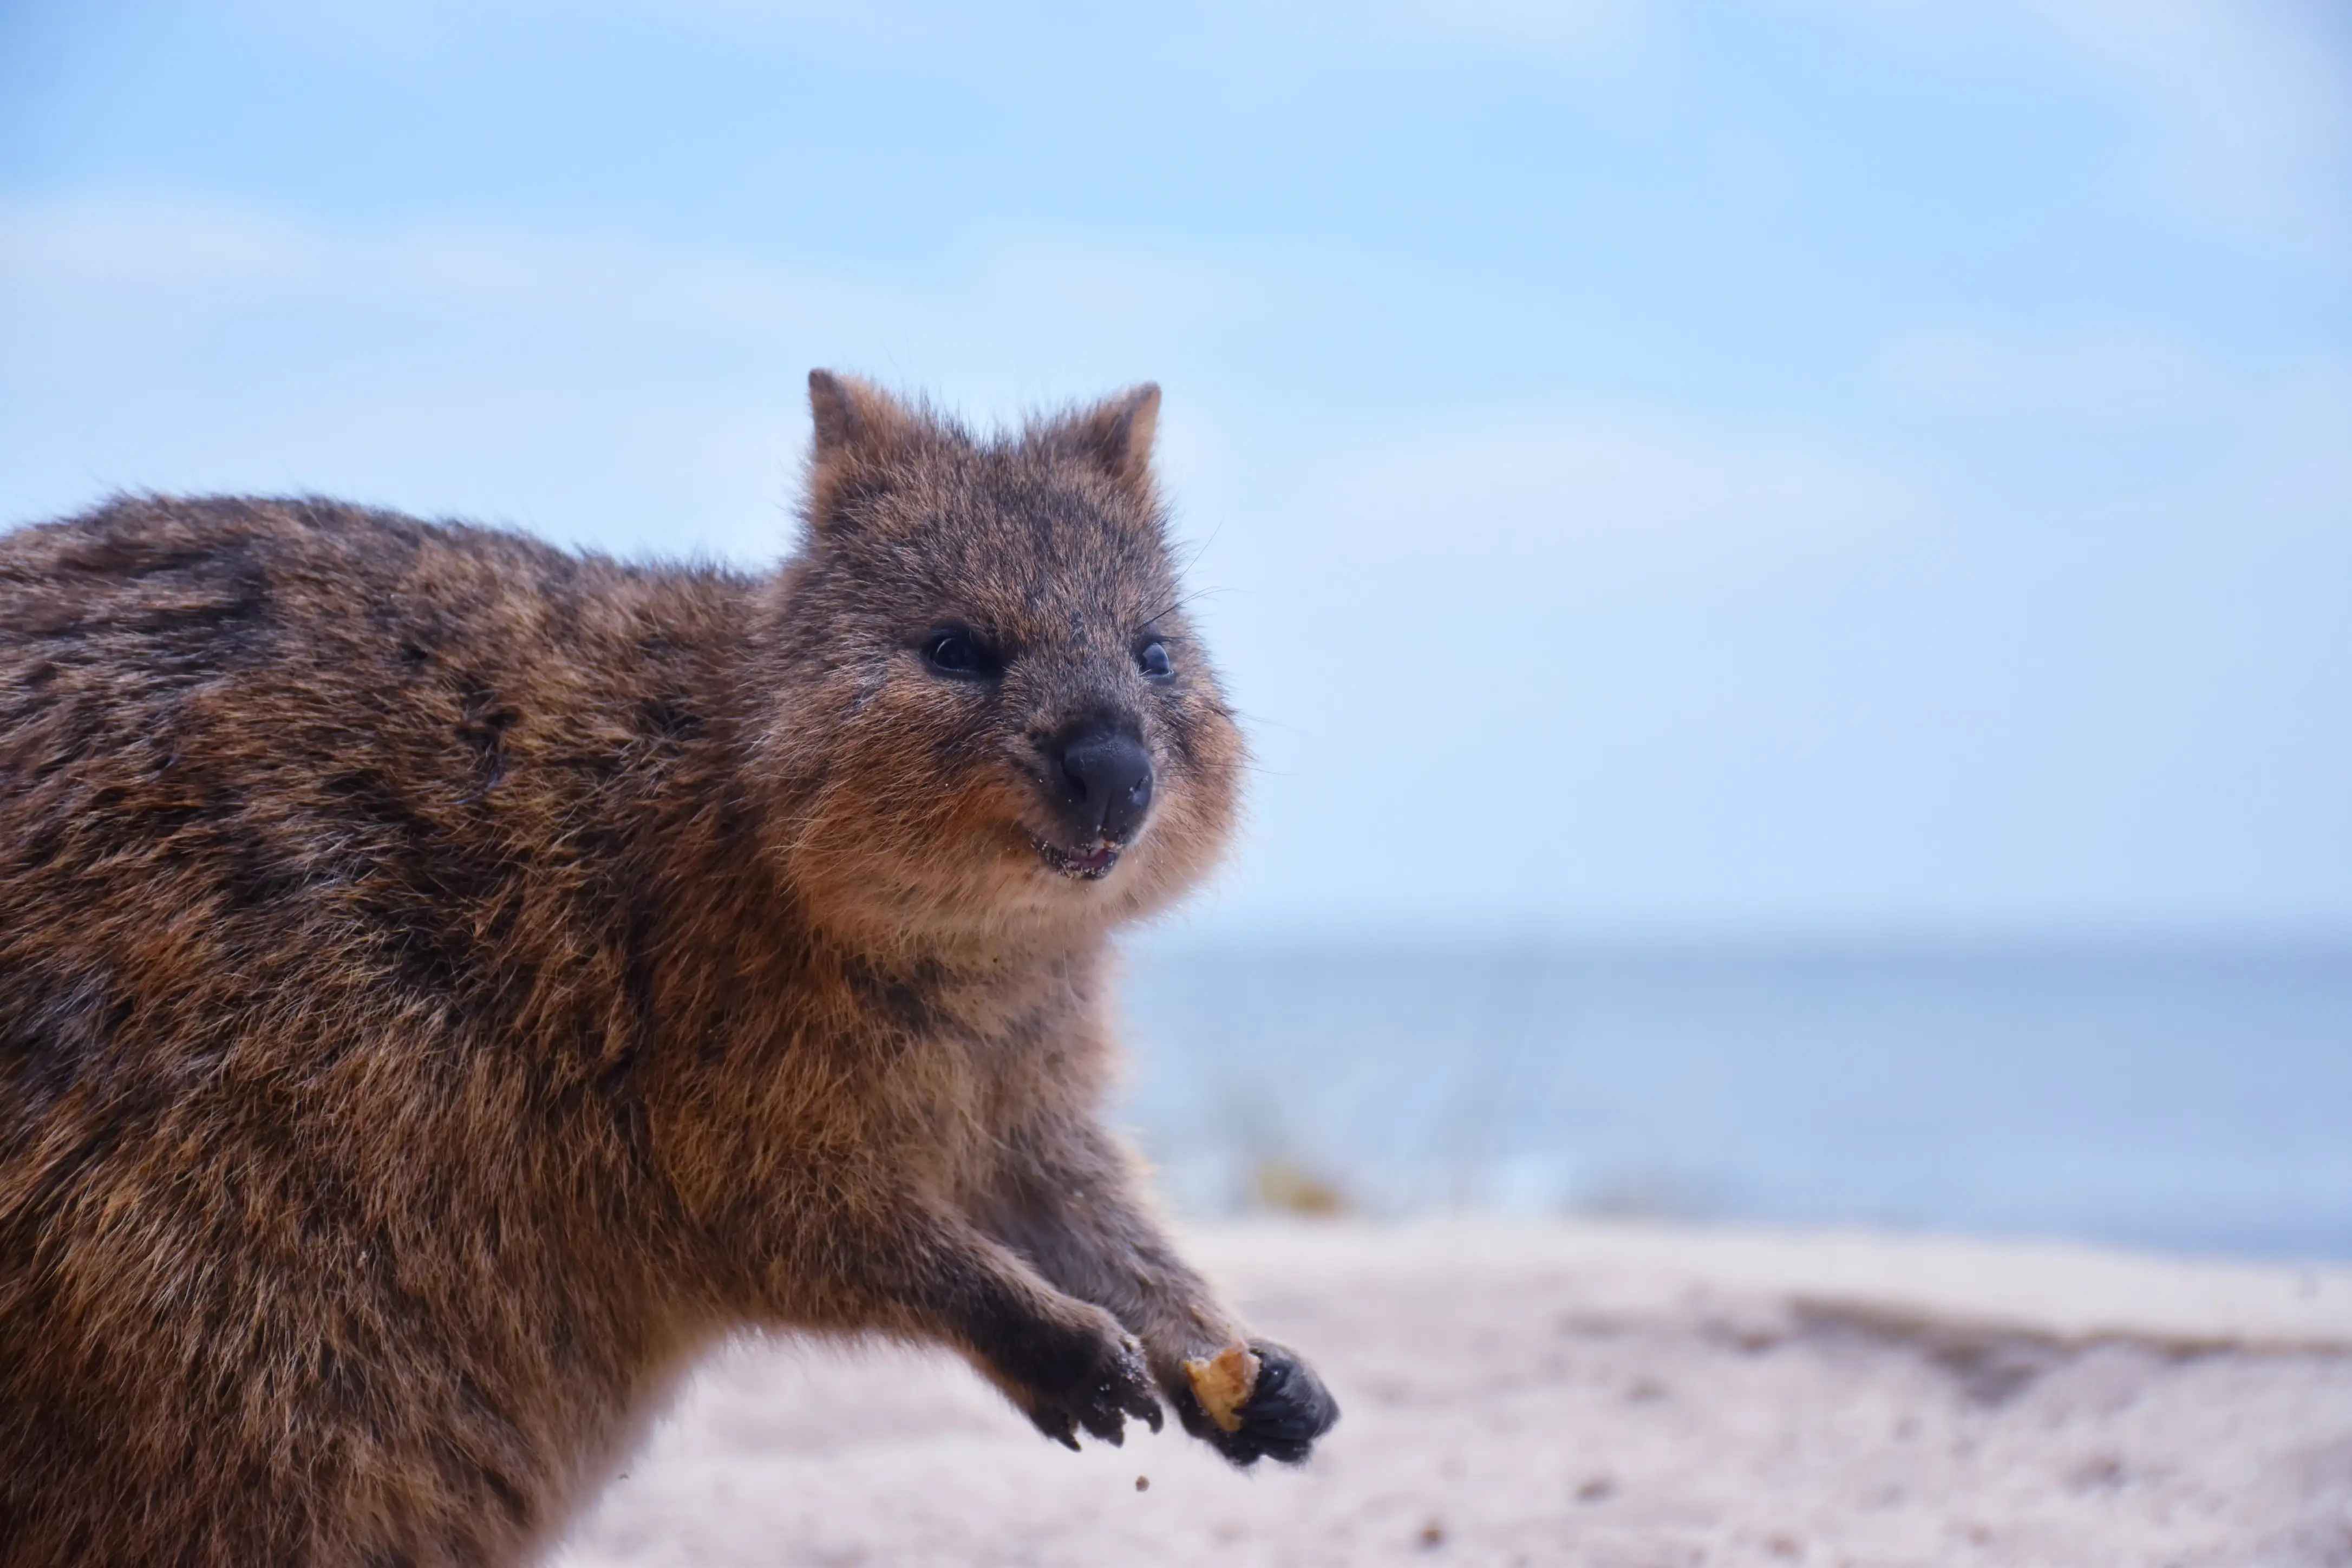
[
  {"xmin": 1174, "ymin": 1339, "xmax": 1339, "ymax": 1467},
  {"xmin": 1013, "ymin": 1319, "xmax": 1164, "ymax": 1452}
]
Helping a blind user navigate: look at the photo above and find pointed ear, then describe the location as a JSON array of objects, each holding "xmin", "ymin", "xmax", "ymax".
[
  {"xmin": 805, "ymin": 370, "xmax": 923, "ymax": 530},
  {"xmin": 1068, "ymin": 383, "xmax": 1161, "ymax": 495},
  {"xmin": 807, "ymin": 369, "xmax": 916, "ymax": 465}
]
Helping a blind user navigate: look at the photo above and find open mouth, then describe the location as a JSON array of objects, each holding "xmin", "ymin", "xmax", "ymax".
[{"xmin": 1029, "ymin": 833, "xmax": 1122, "ymax": 881}]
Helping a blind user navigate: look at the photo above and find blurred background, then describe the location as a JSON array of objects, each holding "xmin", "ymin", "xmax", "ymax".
[{"xmin": 6, "ymin": 2, "xmax": 2347, "ymax": 1257}]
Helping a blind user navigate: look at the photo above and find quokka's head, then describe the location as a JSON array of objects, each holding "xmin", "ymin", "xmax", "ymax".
[{"xmin": 752, "ymin": 371, "xmax": 1244, "ymax": 946}]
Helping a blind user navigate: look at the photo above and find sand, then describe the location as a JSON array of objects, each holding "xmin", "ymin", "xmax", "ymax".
[{"xmin": 551, "ymin": 1221, "xmax": 2352, "ymax": 1567}]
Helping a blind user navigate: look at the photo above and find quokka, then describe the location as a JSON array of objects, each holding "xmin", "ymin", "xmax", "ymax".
[{"xmin": 0, "ymin": 373, "xmax": 1337, "ymax": 1566}]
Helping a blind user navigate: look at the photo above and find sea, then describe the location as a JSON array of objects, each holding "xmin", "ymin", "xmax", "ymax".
[{"xmin": 1111, "ymin": 939, "xmax": 2352, "ymax": 1262}]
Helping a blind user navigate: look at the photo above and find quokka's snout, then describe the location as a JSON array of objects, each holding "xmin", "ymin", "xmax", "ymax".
[{"xmin": 1043, "ymin": 717, "xmax": 1153, "ymax": 846}]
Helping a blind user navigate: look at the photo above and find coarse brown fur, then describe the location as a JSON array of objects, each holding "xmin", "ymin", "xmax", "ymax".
[{"xmin": 0, "ymin": 374, "xmax": 1337, "ymax": 1566}]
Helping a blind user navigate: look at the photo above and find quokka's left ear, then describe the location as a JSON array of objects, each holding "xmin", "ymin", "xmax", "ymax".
[{"xmin": 1065, "ymin": 383, "xmax": 1161, "ymax": 496}]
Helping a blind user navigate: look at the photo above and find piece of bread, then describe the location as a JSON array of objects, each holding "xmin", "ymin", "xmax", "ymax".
[{"xmin": 1181, "ymin": 1343, "xmax": 1261, "ymax": 1434}]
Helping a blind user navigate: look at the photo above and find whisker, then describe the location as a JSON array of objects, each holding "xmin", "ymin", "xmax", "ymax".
[{"xmin": 1142, "ymin": 586, "xmax": 1229, "ymax": 626}]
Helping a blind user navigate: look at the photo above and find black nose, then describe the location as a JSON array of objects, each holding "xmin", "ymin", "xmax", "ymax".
[{"xmin": 1050, "ymin": 726, "xmax": 1154, "ymax": 842}]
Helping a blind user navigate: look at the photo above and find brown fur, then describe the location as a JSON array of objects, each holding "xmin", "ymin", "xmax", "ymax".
[{"xmin": 0, "ymin": 375, "xmax": 1336, "ymax": 1567}]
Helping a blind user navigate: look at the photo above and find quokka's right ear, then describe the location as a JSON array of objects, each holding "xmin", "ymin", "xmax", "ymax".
[
  {"xmin": 808, "ymin": 370, "xmax": 917, "ymax": 466},
  {"xmin": 806, "ymin": 370, "xmax": 923, "ymax": 530}
]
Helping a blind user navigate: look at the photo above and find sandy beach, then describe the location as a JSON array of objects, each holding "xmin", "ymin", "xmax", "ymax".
[{"xmin": 551, "ymin": 1221, "xmax": 2352, "ymax": 1567}]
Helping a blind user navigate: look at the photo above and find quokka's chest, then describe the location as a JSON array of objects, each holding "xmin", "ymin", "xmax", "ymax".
[{"xmin": 808, "ymin": 962, "xmax": 1109, "ymax": 1139}]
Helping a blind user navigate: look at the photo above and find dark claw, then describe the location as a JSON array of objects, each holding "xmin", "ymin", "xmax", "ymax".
[
  {"xmin": 1075, "ymin": 1395, "xmax": 1127, "ymax": 1445},
  {"xmin": 1120, "ymin": 1374, "xmax": 1164, "ymax": 1433},
  {"xmin": 1029, "ymin": 1406, "xmax": 1082, "ymax": 1451},
  {"xmin": 1027, "ymin": 1327, "xmax": 1161, "ymax": 1453}
]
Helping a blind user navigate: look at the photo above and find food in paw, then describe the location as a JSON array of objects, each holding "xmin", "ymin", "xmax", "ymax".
[{"xmin": 1181, "ymin": 1342, "xmax": 1261, "ymax": 1434}]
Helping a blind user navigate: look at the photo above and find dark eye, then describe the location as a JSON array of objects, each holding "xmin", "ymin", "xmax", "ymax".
[
  {"xmin": 1136, "ymin": 639, "xmax": 1174, "ymax": 680},
  {"xmin": 922, "ymin": 628, "xmax": 998, "ymax": 679}
]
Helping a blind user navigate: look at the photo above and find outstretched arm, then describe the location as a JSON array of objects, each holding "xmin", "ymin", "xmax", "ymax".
[
  {"xmin": 980, "ymin": 1112, "xmax": 1339, "ymax": 1466},
  {"xmin": 753, "ymin": 1192, "xmax": 1165, "ymax": 1451}
]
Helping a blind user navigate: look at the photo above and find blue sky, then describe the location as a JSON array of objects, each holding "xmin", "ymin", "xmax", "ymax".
[{"xmin": 5, "ymin": 1, "xmax": 2348, "ymax": 939}]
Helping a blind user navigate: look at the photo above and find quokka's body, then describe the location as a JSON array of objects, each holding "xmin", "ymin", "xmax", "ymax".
[{"xmin": 0, "ymin": 375, "xmax": 1335, "ymax": 1566}]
